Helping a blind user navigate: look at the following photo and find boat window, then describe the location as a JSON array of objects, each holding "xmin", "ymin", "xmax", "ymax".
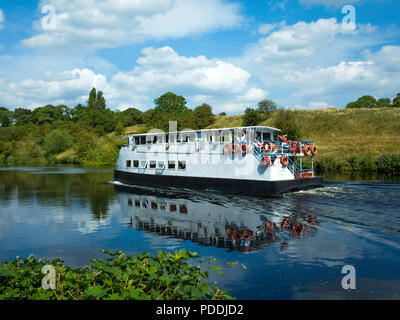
[
  {"xmin": 255, "ymin": 131, "xmax": 262, "ymax": 141},
  {"xmin": 135, "ymin": 200, "xmax": 140, "ymax": 207},
  {"xmin": 158, "ymin": 161, "xmax": 165, "ymax": 169},
  {"xmin": 150, "ymin": 161, "xmax": 156, "ymax": 169},
  {"xmin": 134, "ymin": 137, "xmax": 140, "ymax": 145},
  {"xmin": 151, "ymin": 202, "xmax": 158, "ymax": 210},
  {"xmin": 140, "ymin": 161, "xmax": 147, "ymax": 168},
  {"xmin": 170, "ymin": 204, "xmax": 177, "ymax": 212},
  {"xmin": 178, "ymin": 161, "xmax": 186, "ymax": 170},
  {"xmin": 126, "ymin": 160, "xmax": 131, "ymax": 168},
  {"xmin": 128, "ymin": 199, "xmax": 133, "ymax": 207},
  {"xmin": 140, "ymin": 136, "xmax": 146, "ymax": 145},
  {"xmin": 133, "ymin": 160, "xmax": 139, "ymax": 168},
  {"xmin": 165, "ymin": 135, "xmax": 169, "ymax": 143},
  {"xmin": 169, "ymin": 134, "xmax": 176, "ymax": 143},
  {"xmin": 160, "ymin": 202, "xmax": 167, "ymax": 211},
  {"xmin": 179, "ymin": 204, "xmax": 188, "ymax": 214},
  {"xmin": 181, "ymin": 134, "xmax": 189, "ymax": 143},
  {"xmin": 168, "ymin": 161, "xmax": 176, "ymax": 170},
  {"xmin": 262, "ymin": 132, "xmax": 270, "ymax": 141},
  {"xmin": 153, "ymin": 136, "xmax": 158, "ymax": 144}
]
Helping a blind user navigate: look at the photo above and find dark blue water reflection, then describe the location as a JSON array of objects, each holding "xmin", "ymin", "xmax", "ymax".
[{"xmin": 0, "ymin": 167, "xmax": 399, "ymax": 299}]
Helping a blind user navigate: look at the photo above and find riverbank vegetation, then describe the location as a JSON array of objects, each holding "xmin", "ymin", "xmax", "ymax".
[
  {"xmin": 1, "ymin": 89, "xmax": 399, "ymax": 173},
  {"xmin": 0, "ymin": 249, "xmax": 234, "ymax": 300},
  {"xmin": 0, "ymin": 89, "xmax": 215, "ymax": 167}
]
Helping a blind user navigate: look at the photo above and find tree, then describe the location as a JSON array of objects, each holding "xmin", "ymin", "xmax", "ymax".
[
  {"xmin": 191, "ymin": 103, "xmax": 215, "ymax": 129},
  {"xmin": 29, "ymin": 105, "xmax": 70, "ymax": 125},
  {"xmin": 273, "ymin": 109, "xmax": 302, "ymax": 140},
  {"xmin": 120, "ymin": 108, "xmax": 143, "ymax": 126},
  {"xmin": 114, "ymin": 122, "xmax": 125, "ymax": 136},
  {"xmin": 376, "ymin": 98, "xmax": 391, "ymax": 108},
  {"xmin": 0, "ymin": 107, "xmax": 13, "ymax": 127},
  {"xmin": 219, "ymin": 112, "xmax": 227, "ymax": 116},
  {"xmin": 96, "ymin": 91, "xmax": 106, "ymax": 110},
  {"xmin": 242, "ymin": 107, "xmax": 262, "ymax": 126},
  {"xmin": 153, "ymin": 92, "xmax": 189, "ymax": 116},
  {"xmin": 43, "ymin": 129, "xmax": 73, "ymax": 155},
  {"xmin": 1, "ymin": 115, "xmax": 10, "ymax": 127},
  {"xmin": 88, "ymin": 88, "xmax": 97, "ymax": 109},
  {"xmin": 257, "ymin": 99, "xmax": 277, "ymax": 117},
  {"xmin": 346, "ymin": 95, "xmax": 377, "ymax": 109},
  {"xmin": 14, "ymin": 108, "xmax": 32, "ymax": 126},
  {"xmin": 76, "ymin": 88, "xmax": 117, "ymax": 133},
  {"xmin": 392, "ymin": 93, "xmax": 400, "ymax": 108}
]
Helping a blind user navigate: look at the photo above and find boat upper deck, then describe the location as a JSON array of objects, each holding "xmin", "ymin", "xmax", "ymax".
[{"xmin": 125, "ymin": 126, "xmax": 281, "ymax": 145}]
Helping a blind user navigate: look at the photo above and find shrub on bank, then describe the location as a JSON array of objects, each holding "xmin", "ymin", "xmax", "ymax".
[
  {"xmin": 0, "ymin": 249, "xmax": 234, "ymax": 300},
  {"xmin": 314, "ymin": 154, "xmax": 400, "ymax": 174},
  {"xmin": 376, "ymin": 153, "xmax": 400, "ymax": 172}
]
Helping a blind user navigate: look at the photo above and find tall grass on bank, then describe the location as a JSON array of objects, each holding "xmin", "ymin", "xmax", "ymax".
[{"xmin": 312, "ymin": 154, "xmax": 400, "ymax": 174}]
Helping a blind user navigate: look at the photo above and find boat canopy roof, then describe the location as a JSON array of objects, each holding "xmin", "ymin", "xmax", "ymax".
[{"xmin": 125, "ymin": 126, "xmax": 281, "ymax": 138}]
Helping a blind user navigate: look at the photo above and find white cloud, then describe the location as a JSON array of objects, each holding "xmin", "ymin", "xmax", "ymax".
[
  {"xmin": 108, "ymin": 46, "xmax": 267, "ymax": 112},
  {"xmin": 0, "ymin": 68, "xmax": 109, "ymax": 109},
  {"xmin": 288, "ymin": 102, "xmax": 334, "ymax": 110},
  {"xmin": 254, "ymin": 18, "xmax": 357, "ymax": 63},
  {"xmin": 22, "ymin": 0, "xmax": 243, "ymax": 52},
  {"xmin": 258, "ymin": 23, "xmax": 278, "ymax": 35},
  {"xmin": 0, "ymin": 46, "xmax": 266, "ymax": 113},
  {"xmin": 229, "ymin": 17, "xmax": 398, "ymax": 109}
]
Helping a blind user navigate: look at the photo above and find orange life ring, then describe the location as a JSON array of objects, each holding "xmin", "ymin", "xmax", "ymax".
[
  {"xmin": 281, "ymin": 217, "xmax": 290, "ymax": 230},
  {"xmin": 304, "ymin": 144, "xmax": 312, "ymax": 156},
  {"xmin": 280, "ymin": 155, "xmax": 289, "ymax": 166},
  {"xmin": 264, "ymin": 221, "xmax": 273, "ymax": 233},
  {"xmin": 224, "ymin": 143, "xmax": 232, "ymax": 154},
  {"xmin": 260, "ymin": 155, "xmax": 271, "ymax": 167},
  {"xmin": 311, "ymin": 146, "xmax": 318, "ymax": 155},
  {"xmin": 262, "ymin": 142, "xmax": 270, "ymax": 153},
  {"xmin": 289, "ymin": 141, "xmax": 297, "ymax": 152},
  {"xmin": 241, "ymin": 143, "xmax": 249, "ymax": 154},
  {"xmin": 232, "ymin": 143, "xmax": 240, "ymax": 153}
]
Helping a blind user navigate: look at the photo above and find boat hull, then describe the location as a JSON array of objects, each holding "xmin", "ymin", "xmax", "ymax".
[{"xmin": 114, "ymin": 169, "xmax": 324, "ymax": 196}]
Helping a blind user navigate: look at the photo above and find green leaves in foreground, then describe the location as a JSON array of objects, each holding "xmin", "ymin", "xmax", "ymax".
[{"xmin": 0, "ymin": 249, "xmax": 237, "ymax": 300}]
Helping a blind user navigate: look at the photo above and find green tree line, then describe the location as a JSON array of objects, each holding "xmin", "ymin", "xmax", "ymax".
[
  {"xmin": 0, "ymin": 89, "xmax": 215, "ymax": 167},
  {"xmin": 345, "ymin": 93, "xmax": 400, "ymax": 109}
]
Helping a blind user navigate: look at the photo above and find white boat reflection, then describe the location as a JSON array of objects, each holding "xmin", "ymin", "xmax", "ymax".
[{"xmin": 116, "ymin": 184, "xmax": 320, "ymax": 252}]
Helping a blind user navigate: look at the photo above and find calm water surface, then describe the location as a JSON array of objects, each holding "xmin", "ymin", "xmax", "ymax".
[{"xmin": 0, "ymin": 167, "xmax": 399, "ymax": 299}]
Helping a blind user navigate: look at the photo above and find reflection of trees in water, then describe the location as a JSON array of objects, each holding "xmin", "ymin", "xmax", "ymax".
[{"xmin": 0, "ymin": 170, "xmax": 115, "ymax": 221}]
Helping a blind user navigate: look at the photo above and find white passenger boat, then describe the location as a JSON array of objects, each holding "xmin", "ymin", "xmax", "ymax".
[{"xmin": 114, "ymin": 126, "xmax": 324, "ymax": 195}]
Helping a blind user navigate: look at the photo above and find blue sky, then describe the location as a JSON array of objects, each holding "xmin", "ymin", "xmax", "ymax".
[{"xmin": 0, "ymin": 0, "xmax": 399, "ymax": 113}]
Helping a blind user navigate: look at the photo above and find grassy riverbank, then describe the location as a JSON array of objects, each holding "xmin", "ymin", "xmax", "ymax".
[
  {"xmin": 1, "ymin": 104, "xmax": 399, "ymax": 173},
  {"xmin": 0, "ymin": 249, "xmax": 234, "ymax": 300},
  {"xmin": 210, "ymin": 108, "xmax": 400, "ymax": 173}
]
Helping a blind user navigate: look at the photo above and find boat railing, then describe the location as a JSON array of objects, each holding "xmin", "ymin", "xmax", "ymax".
[{"xmin": 250, "ymin": 141, "xmax": 315, "ymax": 179}]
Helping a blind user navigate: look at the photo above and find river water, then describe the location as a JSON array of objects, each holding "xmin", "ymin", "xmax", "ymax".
[{"xmin": 0, "ymin": 167, "xmax": 399, "ymax": 299}]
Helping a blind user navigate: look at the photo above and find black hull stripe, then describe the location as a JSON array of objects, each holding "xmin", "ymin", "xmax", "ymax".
[{"xmin": 114, "ymin": 170, "xmax": 324, "ymax": 196}]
